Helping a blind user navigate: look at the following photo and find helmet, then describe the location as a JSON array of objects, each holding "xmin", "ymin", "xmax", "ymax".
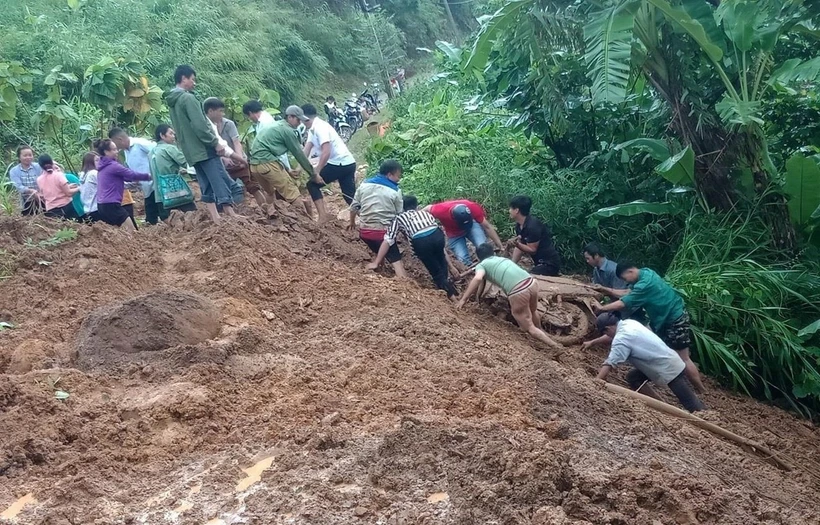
[{"xmin": 450, "ymin": 204, "xmax": 474, "ymax": 231}]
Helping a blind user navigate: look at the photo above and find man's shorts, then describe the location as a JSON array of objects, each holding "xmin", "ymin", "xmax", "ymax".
[
  {"xmin": 360, "ymin": 228, "xmax": 402, "ymax": 263},
  {"xmin": 226, "ymin": 162, "xmax": 261, "ymax": 194},
  {"xmin": 658, "ymin": 312, "xmax": 692, "ymax": 350},
  {"xmin": 250, "ymin": 161, "xmax": 301, "ymax": 202}
]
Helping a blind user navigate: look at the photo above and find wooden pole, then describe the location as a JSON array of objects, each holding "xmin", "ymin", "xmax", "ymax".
[{"xmin": 601, "ymin": 382, "xmax": 795, "ymax": 472}]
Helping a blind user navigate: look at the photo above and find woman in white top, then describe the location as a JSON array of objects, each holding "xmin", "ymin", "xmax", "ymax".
[{"xmin": 78, "ymin": 151, "xmax": 101, "ymax": 222}]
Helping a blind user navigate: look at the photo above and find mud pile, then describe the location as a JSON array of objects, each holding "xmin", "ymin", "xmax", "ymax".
[
  {"xmin": 0, "ymin": 207, "xmax": 819, "ymax": 524},
  {"xmin": 76, "ymin": 290, "xmax": 222, "ymax": 369}
]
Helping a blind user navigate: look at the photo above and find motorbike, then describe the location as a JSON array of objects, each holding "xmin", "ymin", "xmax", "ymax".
[
  {"xmin": 359, "ymin": 83, "xmax": 380, "ymax": 114},
  {"xmin": 344, "ymin": 97, "xmax": 363, "ymax": 135},
  {"xmin": 327, "ymin": 106, "xmax": 352, "ymax": 142}
]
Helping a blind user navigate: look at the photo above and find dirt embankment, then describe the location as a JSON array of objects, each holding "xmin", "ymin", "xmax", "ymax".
[{"xmin": 0, "ymin": 206, "xmax": 819, "ymax": 525}]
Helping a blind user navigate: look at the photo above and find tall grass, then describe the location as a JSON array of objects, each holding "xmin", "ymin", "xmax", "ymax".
[
  {"xmin": 667, "ymin": 212, "xmax": 820, "ymax": 414},
  {"xmin": 1, "ymin": 164, "xmax": 18, "ymax": 216}
]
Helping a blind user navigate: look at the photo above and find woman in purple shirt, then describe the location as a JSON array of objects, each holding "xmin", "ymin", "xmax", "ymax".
[{"xmin": 93, "ymin": 138, "xmax": 151, "ymax": 231}]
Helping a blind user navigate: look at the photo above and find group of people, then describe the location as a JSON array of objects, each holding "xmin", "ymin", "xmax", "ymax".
[
  {"xmin": 8, "ymin": 64, "xmax": 706, "ymax": 414},
  {"xmin": 349, "ymin": 160, "xmax": 706, "ymax": 413},
  {"xmin": 8, "ymin": 64, "xmax": 360, "ymax": 230}
]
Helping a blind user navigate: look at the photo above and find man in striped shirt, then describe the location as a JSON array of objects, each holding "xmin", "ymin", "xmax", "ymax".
[{"xmin": 368, "ymin": 195, "xmax": 457, "ymax": 297}]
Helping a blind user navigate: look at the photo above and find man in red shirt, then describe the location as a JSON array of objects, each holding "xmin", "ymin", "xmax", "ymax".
[{"xmin": 424, "ymin": 199, "xmax": 503, "ymax": 266}]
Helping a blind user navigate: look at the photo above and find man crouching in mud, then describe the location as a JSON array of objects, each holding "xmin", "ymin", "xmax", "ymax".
[
  {"xmin": 594, "ymin": 312, "xmax": 705, "ymax": 412},
  {"xmin": 457, "ymin": 243, "xmax": 562, "ymax": 350}
]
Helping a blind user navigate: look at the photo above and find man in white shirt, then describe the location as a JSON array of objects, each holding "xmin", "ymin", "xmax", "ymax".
[
  {"xmin": 301, "ymin": 103, "xmax": 357, "ymax": 224},
  {"xmin": 109, "ymin": 127, "xmax": 158, "ymax": 223},
  {"xmin": 243, "ymin": 99, "xmax": 275, "ymax": 132},
  {"xmin": 595, "ymin": 312, "xmax": 705, "ymax": 412}
]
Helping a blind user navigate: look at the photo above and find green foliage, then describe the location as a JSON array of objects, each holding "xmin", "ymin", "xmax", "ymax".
[
  {"xmin": 784, "ymin": 153, "xmax": 820, "ymax": 226},
  {"xmin": 1, "ymin": 165, "xmax": 17, "ymax": 215},
  {"xmin": 25, "ymin": 227, "xmax": 78, "ymax": 248},
  {"xmin": 667, "ymin": 212, "xmax": 820, "ymax": 413},
  {"xmin": 583, "ymin": 3, "xmax": 634, "ymax": 105},
  {"xmin": 0, "ymin": 62, "xmax": 36, "ymax": 121},
  {"xmin": 587, "ymin": 200, "xmax": 681, "ymax": 227}
]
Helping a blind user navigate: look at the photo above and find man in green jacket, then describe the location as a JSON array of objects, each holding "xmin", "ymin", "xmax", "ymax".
[
  {"xmin": 249, "ymin": 105, "xmax": 316, "ymax": 216},
  {"xmin": 167, "ymin": 64, "xmax": 242, "ymax": 223}
]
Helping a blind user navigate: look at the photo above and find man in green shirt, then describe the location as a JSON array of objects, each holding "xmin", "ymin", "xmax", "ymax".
[
  {"xmin": 249, "ymin": 105, "xmax": 316, "ymax": 215},
  {"xmin": 457, "ymin": 243, "xmax": 561, "ymax": 349},
  {"xmin": 167, "ymin": 64, "xmax": 241, "ymax": 224},
  {"xmin": 593, "ymin": 262, "xmax": 706, "ymax": 393}
]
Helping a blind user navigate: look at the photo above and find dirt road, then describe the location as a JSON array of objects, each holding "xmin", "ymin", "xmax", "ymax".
[{"xmin": 0, "ymin": 206, "xmax": 818, "ymax": 524}]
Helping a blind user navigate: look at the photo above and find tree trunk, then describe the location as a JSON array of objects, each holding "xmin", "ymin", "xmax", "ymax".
[
  {"xmin": 641, "ymin": 33, "xmax": 797, "ymax": 251},
  {"xmin": 737, "ymin": 131, "xmax": 797, "ymax": 250},
  {"xmin": 442, "ymin": 0, "xmax": 458, "ymax": 36},
  {"xmin": 644, "ymin": 67, "xmax": 737, "ymax": 210}
]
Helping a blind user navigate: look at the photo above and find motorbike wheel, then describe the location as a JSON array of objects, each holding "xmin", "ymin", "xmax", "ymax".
[{"xmin": 339, "ymin": 126, "xmax": 353, "ymax": 143}]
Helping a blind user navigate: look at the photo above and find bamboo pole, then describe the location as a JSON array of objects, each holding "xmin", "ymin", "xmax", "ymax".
[{"xmin": 601, "ymin": 382, "xmax": 795, "ymax": 472}]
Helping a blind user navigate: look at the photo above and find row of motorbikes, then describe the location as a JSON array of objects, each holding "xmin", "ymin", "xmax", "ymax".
[{"xmin": 325, "ymin": 83, "xmax": 381, "ymax": 143}]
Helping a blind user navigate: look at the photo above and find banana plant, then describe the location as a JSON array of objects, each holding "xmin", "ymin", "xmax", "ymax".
[
  {"xmin": 583, "ymin": 0, "xmax": 811, "ymax": 245},
  {"xmin": 584, "ymin": 0, "xmax": 807, "ymax": 128},
  {"xmin": 0, "ymin": 61, "xmax": 36, "ymax": 122}
]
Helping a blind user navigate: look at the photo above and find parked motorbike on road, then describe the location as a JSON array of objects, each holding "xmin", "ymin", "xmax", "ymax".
[
  {"xmin": 359, "ymin": 83, "xmax": 380, "ymax": 115},
  {"xmin": 344, "ymin": 97, "xmax": 363, "ymax": 135},
  {"xmin": 328, "ymin": 106, "xmax": 352, "ymax": 142}
]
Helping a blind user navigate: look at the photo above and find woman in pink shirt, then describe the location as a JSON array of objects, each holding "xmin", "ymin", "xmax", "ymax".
[{"xmin": 36, "ymin": 155, "xmax": 81, "ymax": 220}]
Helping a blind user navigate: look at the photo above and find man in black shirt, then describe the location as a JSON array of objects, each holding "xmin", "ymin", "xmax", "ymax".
[{"xmin": 509, "ymin": 195, "xmax": 562, "ymax": 276}]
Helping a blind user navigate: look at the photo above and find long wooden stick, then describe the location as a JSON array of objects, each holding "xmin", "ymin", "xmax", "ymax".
[{"xmin": 602, "ymin": 382, "xmax": 795, "ymax": 472}]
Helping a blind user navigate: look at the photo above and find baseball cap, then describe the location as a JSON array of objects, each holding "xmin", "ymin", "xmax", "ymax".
[
  {"xmin": 450, "ymin": 204, "xmax": 474, "ymax": 231},
  {"xmin": 285, "ymin": 105, "xmax": 308, "ymax": 121},
  {"xmin": 595, "ymin": 312, "xmax": 620, "ymax": 332}
]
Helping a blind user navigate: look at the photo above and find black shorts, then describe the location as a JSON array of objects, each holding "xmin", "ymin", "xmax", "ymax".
[
  {"xmin": 97, "ymin": 203, "xmax": 131, "ymax": 227},
  {"xmin": 361, "ymin": 237, "xmax": 402, "ymax": 263},
  {"xmin": 658, "ymin": 312, "xmax": 692, "ymax": 350},
  {"xmin": 307, "ymin": 162, "xmax": 356, "ymax": 204},
  {"xmin": 531, "ymin": 261, "xmax": 560, "ymax": 276}
]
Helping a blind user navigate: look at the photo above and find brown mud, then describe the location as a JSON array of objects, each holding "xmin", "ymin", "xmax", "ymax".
[{"xmin": 1, "ymin": 197, "xmax": 819, "ymax": 524}]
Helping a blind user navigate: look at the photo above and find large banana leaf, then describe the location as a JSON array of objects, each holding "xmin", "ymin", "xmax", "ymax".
[
  {"xmin": 784, "ymin": 153, "xmax": 820, "ymax": 226},
  {"xmin": 614, "ymin": 137, "xmax": 670, "ymax": 161},
  {"xmin": 656, "ymin": 146, "xmax": 695, "ymax": 185},
  {"xmin": 798, "ymin": 319, "xmax": 820, "ymax": 338},
  {"xmin": 770, "ymin": 57, "xmax": 820, "ymax": 85},
  {"xmin": 646, "ymin": 0, "xmax": 723, "ymax": 63},
  {"xmin": 588, "ymin": 200, "xmax": 679, "ymax": 227},
  {"xmin": 615, "ymin": 139, "xmax": 694, "ymax": 185},
  {"xmin": 584, "ymin": 3, "xmax": 635, "ymax": 105},
  {"xmin": 435, "ymin": 41, "xmax": 463, "ymax": 64},
  {"xmin": 680, "ymin": 0, "xmax": 726, "ymax": 55},
  {"xmin": 465, "ymin": 0, "xmax": 530, "ymax": 72},
  {"xmin": 715, "ymin": 0, "xmax": 761, "ymax": 52}
]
